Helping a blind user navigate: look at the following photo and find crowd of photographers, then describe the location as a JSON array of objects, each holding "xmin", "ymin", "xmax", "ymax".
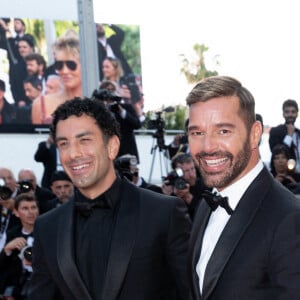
[{"xmin": 0, "ymin": 167, "xmax": 74, "ymax": 299}]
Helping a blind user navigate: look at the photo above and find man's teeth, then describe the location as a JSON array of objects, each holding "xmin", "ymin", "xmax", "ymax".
[
  {"xmin": 205, "ymin": 158, "xmax": 227, "ymax": 166},
  {"xmin": 72, "ymin": 164, "xmax": 89, "ymax": 170}
]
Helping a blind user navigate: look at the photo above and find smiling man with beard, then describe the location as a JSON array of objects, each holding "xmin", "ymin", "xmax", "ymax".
[{"xmin": 186, "ymin": 76, "xmax": 300, "ymax": 300}]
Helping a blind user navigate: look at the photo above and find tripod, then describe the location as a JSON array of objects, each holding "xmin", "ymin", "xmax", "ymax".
[{"xmin": 148, "ymin": 129, "xmax": 170, "ymax": 183}]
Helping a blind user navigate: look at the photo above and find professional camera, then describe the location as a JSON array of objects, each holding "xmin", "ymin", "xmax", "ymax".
[
  {"xmin": 18, "ymin": 180, "xmax": 34, "ymax": 194},
  {"xmin": 162, "ymin": 168, "xmax": 188, "ymax": 190},
  {"xmin": 92, "ymin": 89, "xmax": 122, "ymax": 113},
  {"xmin": 120, "ymin": 74, "xmax": 141, "ymax": 104},
  {"xmin": 18, "ymin": 236, "xmax": 34, "ymax": 262},
  {"xmin": 19, "ymin": 245, "xmax": 33, "ymax": 262},
  {"xmin": 148, "ymin": 111, "xmax": 165, "ymax": 132},
  {"xmin": 0, "ymin": 178, "xmax": 13, "ymax": 200},
  {"xmin": 114, "ymin": 154, "xmax": 138, "ymax": 181}
]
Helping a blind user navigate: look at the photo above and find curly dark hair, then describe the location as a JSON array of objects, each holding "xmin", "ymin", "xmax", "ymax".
[{"xmin": 50, "ymin": 97, "xmax": 120, "ymax": 143}]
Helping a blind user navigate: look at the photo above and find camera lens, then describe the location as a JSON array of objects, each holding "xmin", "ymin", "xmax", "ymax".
[
  {"xmin": 23, "ymin": 246, "xmax": 33, "ymax": 262},
  {"xmin": 0, "ymin": 178, "xmax": 13, "ymax": 200}
]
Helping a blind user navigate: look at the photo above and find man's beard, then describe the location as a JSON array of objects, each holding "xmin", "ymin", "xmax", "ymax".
[{"xmin": 195, "ymin": 138, "xmax": 252, "ymax": 189}]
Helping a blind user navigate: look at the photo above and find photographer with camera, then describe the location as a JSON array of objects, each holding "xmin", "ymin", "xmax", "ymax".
[
  {"xmin": 0, "ymin": 168, "xmax": 21, "ymax": 253},
  {"xmin": 92, "ymin": 88, "xmax": 142, "ymax": 162},
  {"xmin": 115, "ymin": 154, "xmax": 163, "ymax": 193},
  {"xmin": 166, "ymin": 118, "xmax": 190, "ymax": 160},
  {"xmin": 162, "ymin": 153, "xmax": 208, "ymax": 220},
  {"xmin": 0, "ymin": 192, "xmax": 39, "ymax": 300},
  {"xmin": 17, "ymin": 169, "xmax": 55, "ymax": 215},
  {"xmin": 101, "ymin": 57, "xmax": 144, "ymax": 118}
]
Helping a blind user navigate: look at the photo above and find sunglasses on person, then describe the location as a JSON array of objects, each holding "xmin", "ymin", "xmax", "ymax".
[{"xmin": 54, "ymin": 60, "xmax": 77, "ymax": 71}]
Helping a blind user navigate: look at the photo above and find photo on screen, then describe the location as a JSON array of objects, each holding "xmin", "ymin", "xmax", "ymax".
[{"xmin": 0, "ymin": 17, "xmax": 142, "ymax": 133}]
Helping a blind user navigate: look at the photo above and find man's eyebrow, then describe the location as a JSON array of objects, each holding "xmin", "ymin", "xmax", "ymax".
[
  {"xmin": 188, "ymin": 123, "xmax": 236, "ymax": 131},
  {"xmin": 55, "ymin": 131, "xmax": 93, "ymax": 142}
]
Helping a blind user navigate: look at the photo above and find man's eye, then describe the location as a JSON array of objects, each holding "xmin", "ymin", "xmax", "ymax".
[
  {"xmin": 58, "ymin": 141, "xmax": 67, "ymax": 148},
  {"xmin": 219, "ymin": 129, "xmax": 230, "ymax": 135},
  {"xmin": 189, "ymin": 131, "xmax": 204, "ymax": 136}
]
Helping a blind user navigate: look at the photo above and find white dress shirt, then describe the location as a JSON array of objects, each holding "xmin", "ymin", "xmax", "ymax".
[{"xmin": 196, "ymin": 160, "xmax": 264, "ymax": 293}]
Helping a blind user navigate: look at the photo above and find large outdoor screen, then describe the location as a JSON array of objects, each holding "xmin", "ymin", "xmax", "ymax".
[{"xmin": 0, "ymin": 17, "xmax": 142, "ymax": 133}]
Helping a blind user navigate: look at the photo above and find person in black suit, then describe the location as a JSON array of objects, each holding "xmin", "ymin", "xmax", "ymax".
[
  {"xmin": 0, "ymin": 192, "xmax": 39, "ymax": 299},
  {"xmin": 186, "ymin": 75, "xmax": 300, "ymax": 299},
  {"xmin": 34, "ymin": 134, "xmax": 61, "ymax": 190},
  {"xmin": 92, "ymin": 88, "xmax": 141, "ymax": 163},
  {"xmin": 269, "ymin": 99, "xmax": 300, "ymax": 174},
  {"xmin": 96, "ymin": 23, "xmax": 133, "ymax": 81},
  {"xmin": 114, "ymin": 153, "xmax": 163, "ymax": 193},
  {"xmin": 28, "ymin": 98, "xmax": 191, "ymax": 300},
  {"xmin": 43, "ymin": 170, "xmax": 74, "ymax": 212},
  {"xmin": 17, "ymin": 169, "xmax": 55, "ymax": 214}
]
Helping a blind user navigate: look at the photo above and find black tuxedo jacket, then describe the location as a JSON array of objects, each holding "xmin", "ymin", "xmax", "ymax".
[
  {"xmin": 0, "ymin": 225, "xmax": 31, "ymax": 294},
  {"xmin": 34, "ymin": 141, "xmax": 57, "ymax": 189},
  {"xmin": 115, "ymin": 103, "xmax": 141, "ymax": 162},
  {"xmin": 269, "ymin": 123, "xmax": 300, "ymax": 161},
  {"xmin": 188, "ymin": 167, "xmax": 300, "ymax": 300},
  {"xmin": 28, "ymin": 179, "xmax": 191, "ymax": 300}
]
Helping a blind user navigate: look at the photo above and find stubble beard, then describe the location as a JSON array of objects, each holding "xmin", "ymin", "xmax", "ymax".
[{"xmin": 196, "ymin": 139, "xmax": 252, "ymax": 189}]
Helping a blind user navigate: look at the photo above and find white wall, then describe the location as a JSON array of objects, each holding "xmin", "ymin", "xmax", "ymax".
[{"xmin": 0, "ymin": 133, "xmax": 175, "ymax": 185}]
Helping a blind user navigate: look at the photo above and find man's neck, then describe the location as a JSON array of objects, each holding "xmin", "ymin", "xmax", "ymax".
[{"xmin": 22, "ymin": 224, "xmax": 34, "ymax": 234}]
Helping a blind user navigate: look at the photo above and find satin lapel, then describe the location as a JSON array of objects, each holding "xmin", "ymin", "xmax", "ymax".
[
  {"xmin": 102, "ymin": 181, "xmax": 139, "ymax": 300},
  {"xmin": 188, "ymin": 200, "xmax": 212, "ymax": 300},
  {"xmin": 202, "ymin": 168, "xmax": 271, "ymax": 298},
  {"xmin": 57, "ymin": 199, "xmax": 92, "ymax": 300}
]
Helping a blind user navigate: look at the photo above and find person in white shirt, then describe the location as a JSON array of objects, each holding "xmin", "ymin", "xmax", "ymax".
[{"xmin": 186, "ymin": 75, "xmax": 300, "ymax": 300}]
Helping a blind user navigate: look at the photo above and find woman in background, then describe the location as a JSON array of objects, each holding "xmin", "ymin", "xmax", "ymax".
[
  {"xmin": 31, "ymin": 34, "xmax": 82, "ymax": 125},
  {"xmin": 270, "ymin": 143, "xmax": 300, "ymax": 193}
]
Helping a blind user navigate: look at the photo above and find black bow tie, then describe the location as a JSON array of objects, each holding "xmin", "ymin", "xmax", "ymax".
[
  {"xmin": 202, "ymin": 190, "xmax": 234, "ymax": 215},
  {"xmin": 74, "ymin": 197, "xmax": 110, "ymax": 217}
]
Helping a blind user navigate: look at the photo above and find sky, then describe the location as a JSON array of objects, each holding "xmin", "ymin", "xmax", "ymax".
[
  {"xmin": 2, "ymin": 0, "xmax": 300, "ymax": 127},
  {"xmin": 94, "ymin": 0, "xmax": 300, "ymax": 128}
]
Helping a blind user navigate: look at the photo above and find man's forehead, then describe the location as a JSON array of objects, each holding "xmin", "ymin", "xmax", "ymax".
[{"xmin": 19, "ymin": 201, "xmax": 38, "ymax": 208}]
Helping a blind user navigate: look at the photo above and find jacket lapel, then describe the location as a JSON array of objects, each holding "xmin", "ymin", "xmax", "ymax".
[
  {"xmin": 57, "ymin": 199, "xmax": 92, "ymax": 300},
  {"xmin": 202, "ymin": 168, "xmax": 272, "ymax": 299},
  {"xmin": 102, "ymin": 180, "xmax": 139, "ymax": 300},
  {"xmin": 188, "ymin": 199, "xmax": 212, "ymax": 300}
]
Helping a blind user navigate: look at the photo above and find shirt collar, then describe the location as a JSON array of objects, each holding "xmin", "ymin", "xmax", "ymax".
[
  {"xmin": 74, "ymin": 177, "xmax": 122, "ymax": 209},
  {"xmin": 215, "ymin": 160, "xmax": 264, "ymax": 210}
]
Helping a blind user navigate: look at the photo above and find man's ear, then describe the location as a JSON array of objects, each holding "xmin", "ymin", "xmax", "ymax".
[
  {"xmin": 13, "ymin": 208, "xmax": 20, "ymax": 218},
  {"xmin": 251, "ymin": 120, "xmax": 263, "ymax": 149},
  {"xmin": 108, "ymin": 135, "xmax": 120, "ymax": 160}
]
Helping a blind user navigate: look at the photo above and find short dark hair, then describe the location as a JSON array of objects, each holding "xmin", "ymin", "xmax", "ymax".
[
  {"xmin": 51, "ymin": 97, "xmax": 120, "ymax": 143},
  {"xmin": 50, "ymin": 171, "xmax": 72, "ymax": 184},
  {"xmin": 23, "ymin": 75, "xmax": 42, "ymax": 91},
  {"xmin": 270, "ymin": 143, "xmax": 291, "ymax": 175},
  {"xmin": 282, "ymin": 99, "xmax": 298, "ymax": 112},
  {"xmin": 15, "ymin": 18, "xmax": 25, "ymax": 27},
  {"xmin": 171, "ymin": 153, "xmax": 194, "ymax": 169},
  {"xmin": 18, "ymin": 34, "xmax": 35, "ymax": 48},
  {"xmin": 186, "ymin": 76, "xmax": 256, "ymax": 131},
  {"xmin": 24, "ymin": 53, "xmax": 47, "ymax": 70},
  {"xmin": 14, "ymin": 192, "xmax": 37, "ymax": 210}
]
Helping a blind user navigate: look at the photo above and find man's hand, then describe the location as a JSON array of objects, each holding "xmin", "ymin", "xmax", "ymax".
[
  {"xmin": 286, "ymin": 123, "xmax": 295, "ymax": 136},
  {"xmin": 4, "ymin": 237, "xmax": 27, "ymax": 255},
  {"xmin": 174, "ymin": 184, "xmax": 193, "ymax": 204},
  {"xmin": 162, "ymin": 183, "xmax": 173, "ymax": 196}
]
